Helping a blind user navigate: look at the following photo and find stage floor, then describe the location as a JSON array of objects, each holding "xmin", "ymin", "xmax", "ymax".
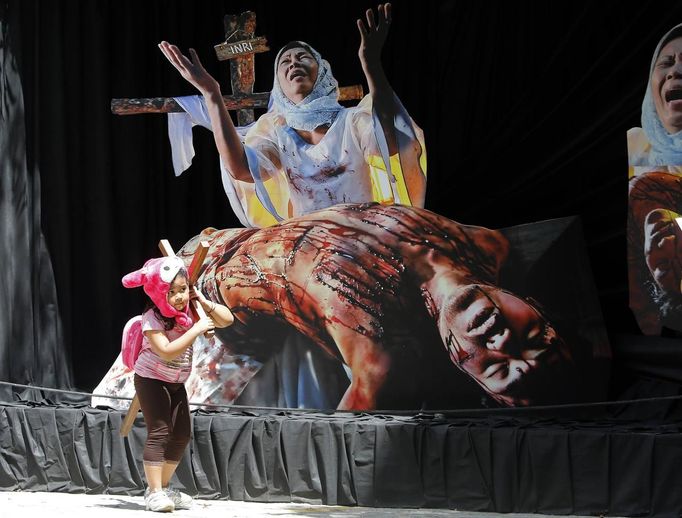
[{"xmin": 0, "ymin": 491, "xmax": 624, "ymax": 518}]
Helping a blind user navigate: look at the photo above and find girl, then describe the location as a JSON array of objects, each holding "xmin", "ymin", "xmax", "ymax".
[{"xmin": 121, "ymin": 255, "xmax": 234, "ymax": 512}]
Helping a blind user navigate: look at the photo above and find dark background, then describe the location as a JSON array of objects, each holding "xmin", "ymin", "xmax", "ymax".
[{"xmin": 9, "ymin": 0, "xmax": 682, "ymax": 390}]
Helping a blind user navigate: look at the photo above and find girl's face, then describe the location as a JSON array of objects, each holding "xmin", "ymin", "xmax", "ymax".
[
  {"xmin": 167, "ymin": 275, "xmax": 189, "ymax": 311},
  {"xmin": 277, "ymin": 47, "xmax": 319, "ymax": 104},
  {"xmin": 652, "ymin": 36, "xmax": 682, "ymax": 134}
]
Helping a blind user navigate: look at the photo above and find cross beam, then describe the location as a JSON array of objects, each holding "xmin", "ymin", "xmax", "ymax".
[
  {"xmin": 111, "ymin": 85, "xmax": 364, "ymax": 115},
  {"xmin": 110, "ymin": 10, "xmax": 364, "ymax": 119}
]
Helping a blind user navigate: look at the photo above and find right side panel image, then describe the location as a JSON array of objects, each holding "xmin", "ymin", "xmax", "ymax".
[{"xmin": 628, "ymin": 24, "xmax": 682, "ymax": 334}]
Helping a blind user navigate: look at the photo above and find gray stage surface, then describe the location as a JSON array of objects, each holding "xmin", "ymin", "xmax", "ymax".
[{"xmin": 0, "ymin": 491, "xmax": 623, "ymax": 517}]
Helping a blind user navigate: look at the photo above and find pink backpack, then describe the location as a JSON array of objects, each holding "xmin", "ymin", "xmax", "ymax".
[{"xmin": 121, "ymin": 316, "xmax": 144, "ymax": 370}]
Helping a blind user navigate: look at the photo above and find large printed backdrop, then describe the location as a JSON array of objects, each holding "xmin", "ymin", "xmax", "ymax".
[
  {"xmin": 12, "ymin": 1, "xmax": 682, "ymax": 394},
  {"xmin": 94, "ymin": 204, "xmax": 610, "ymax": 410}
]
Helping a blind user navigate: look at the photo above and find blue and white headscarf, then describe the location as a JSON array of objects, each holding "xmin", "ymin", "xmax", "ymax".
[
  {"xmin": 269, "ymin": 41, "xmax": 343, "ymax": 132},
  {"xmin": 642, "ymin": 24, "xmax": 682, "ymax": 165}
]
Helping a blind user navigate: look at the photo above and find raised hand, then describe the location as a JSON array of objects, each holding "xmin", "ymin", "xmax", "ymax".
[
  {"xmin": 356, "ymin": 3, "xmax": 392, "ymax": 69},
  {"xmin": 158, "ymin": 41, "xmax": 220, "ymax": 95},
  {"xmin": 643, "ymin": 208, "xmax": 682, "ymax": 295},
  {"xmin": 355, "ymin": 4, "xmax": 397, "ymax": 154}
]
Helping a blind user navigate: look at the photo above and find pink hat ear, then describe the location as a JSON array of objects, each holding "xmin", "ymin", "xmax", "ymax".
[{"xmin": 122, "ymin": 268, "xmax": 146, "ymax": 288}]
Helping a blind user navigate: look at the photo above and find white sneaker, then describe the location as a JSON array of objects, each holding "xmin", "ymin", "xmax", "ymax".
[
  {"xmin": 165, "ymin": 487, "xmax": 193, "ymax": 510},
  {"xmin": 144, "ymin": 488, "xmax": 175, "ymax": 512}
]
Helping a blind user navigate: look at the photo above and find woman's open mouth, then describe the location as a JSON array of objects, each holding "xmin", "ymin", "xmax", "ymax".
[
  {"xmin": 289, "ymin": 69, "xmax": 307, "ymax": 81},
  {"xmin": 664, "ymin": 86, "xmax": 682, "ymax": 108}
]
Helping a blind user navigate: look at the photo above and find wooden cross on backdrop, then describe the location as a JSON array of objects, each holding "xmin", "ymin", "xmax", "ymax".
[
  {"xmin": 110, "ymin": 11, "xmax": 364, "ymax": 124},
  {"xmin": 120, "ymin": 238, "xmax": 211, "ymax": 437}
]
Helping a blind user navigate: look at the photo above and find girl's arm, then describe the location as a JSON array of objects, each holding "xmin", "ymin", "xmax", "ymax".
[
  {"xmin": 145, "ymin": 316, "xmax": 214, "ymax": 361},
  {"xmin": 158, "ymin": 41, "xmax": 254, "ymax": 183},
  {"xmin": 191, "ymin": 287, "xmax": 235, "ymax": 328}
]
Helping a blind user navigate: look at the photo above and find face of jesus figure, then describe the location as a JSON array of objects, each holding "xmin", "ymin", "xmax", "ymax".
[{"xmin": 439, "ymin": 284, "xmax": 573, "ymax": 406}]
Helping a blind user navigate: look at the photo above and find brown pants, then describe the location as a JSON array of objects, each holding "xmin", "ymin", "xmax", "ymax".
[{"xmin": 134, "ymin": 374, "xmax": 191, "ymax": 464}]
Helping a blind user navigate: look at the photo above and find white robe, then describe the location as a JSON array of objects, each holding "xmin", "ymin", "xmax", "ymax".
[
  {"xmin": 168, "ymin": 94, "xmax": 427, "ymax": 227},
  {"xmin": 628, "ymin": 127, "xmax": 682, "ymax": 176}
]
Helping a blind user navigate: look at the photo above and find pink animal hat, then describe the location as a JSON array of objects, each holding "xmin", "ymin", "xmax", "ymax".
[{"xmin": 122, "ymin": 256, "xmax": 193, "ymax": 327}]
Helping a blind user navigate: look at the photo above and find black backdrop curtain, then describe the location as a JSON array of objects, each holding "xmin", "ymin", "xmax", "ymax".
[
  {"xmin": 6, "ymin": 0, "xmax": 682, "ymax": 390},
  {"xmin": 0, "ymin": 2, "xmax": 71, "ymax": 389}
]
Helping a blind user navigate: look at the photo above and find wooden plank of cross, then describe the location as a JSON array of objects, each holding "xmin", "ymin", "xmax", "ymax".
[
  {"xmin": 119, "ymin": 238, "xmax": 211, "ymax": 437},
  {"xmin": 110, "ymin": 86, "xmax": 364, "ymax": 115},
  {"xmin": 217, "ymin": 11, "xmax": 262, "ymax": 126},
  {"xmin": 110, "ymin": 10, "xmax": 364, "ymax": 117}
]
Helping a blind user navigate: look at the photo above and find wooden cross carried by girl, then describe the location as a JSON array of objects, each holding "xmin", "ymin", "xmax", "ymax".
[{"xmin": 119, "ymin": 238, "xmax": 210, "ymax": 437}]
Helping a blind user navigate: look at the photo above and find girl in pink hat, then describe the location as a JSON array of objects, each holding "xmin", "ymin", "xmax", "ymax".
[{"xmin": 121, "ymin": 255, "xmax": 233, "ymax": 512}]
